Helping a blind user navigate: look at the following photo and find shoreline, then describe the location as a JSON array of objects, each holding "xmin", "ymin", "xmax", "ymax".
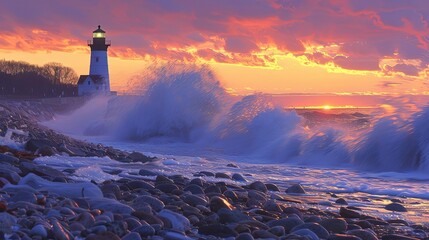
[{"xmin": 0, "ymin": 99, "xmax": 427, "ymax": 239}]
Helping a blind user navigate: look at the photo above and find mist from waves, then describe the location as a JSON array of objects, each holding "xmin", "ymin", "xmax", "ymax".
[{"xmin": 45, "ymin": 63, "xmax": 429, "ymax": 173}]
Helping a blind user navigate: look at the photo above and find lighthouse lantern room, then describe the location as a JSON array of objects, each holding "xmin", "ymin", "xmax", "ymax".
[{"xmin": 78, "ymin": 25, "xmax": 111, "ymax": 95}]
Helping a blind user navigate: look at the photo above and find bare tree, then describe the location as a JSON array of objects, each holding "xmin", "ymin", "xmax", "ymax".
[{"xmin": 42, "ymin": 62, "xmax": 78, "ymax": 84}]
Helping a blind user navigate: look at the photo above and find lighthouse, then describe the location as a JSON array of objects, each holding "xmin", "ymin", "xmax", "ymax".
[{"xmin": 77, "ymin": 25, "xmax": 111, "ymax": 95}]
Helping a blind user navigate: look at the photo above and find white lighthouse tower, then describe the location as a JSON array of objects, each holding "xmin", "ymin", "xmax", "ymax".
[{"xmin": 77, "ymin": 25, "xmax": 111, "ymax": 95}]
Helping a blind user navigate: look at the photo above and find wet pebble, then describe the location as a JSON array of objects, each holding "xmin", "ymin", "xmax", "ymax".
[
  {"xmin": 336, "ymin": 198, "xmax": 348, "ymax": 205},
  {"xmin": 30, "ymin": 224, "xmax": 48, "ymax": 238},
  {"xmin": 134, "ymin": 195, "xmax": 165, "ymax": 211},
  {"xmin": 286, "ymin": 184, "xmax": 306, "ymax": 194},
  {"xmin": 248, "ymin": 181, "xmax": 268, "ymax": 193},
  {"xmin": 209, "ymin": 196, "xmax": 234, "ymax": 212},
  {"xmin": 158, "ymin": 209, "xmax": 191, "ymax": 232},
  {"xmin": 340, "ymin": 207, "xmax": 361, "ymax": 218},
  {"xmin": 320, "ymin": 218, "xmax": 348, "ymax": 233},
  {"xmin": 122, "ymin": 232, "xmax": 142, "ymax": 240},
  {"xmin": 232, "ymin": 173, "xmax": 246, "ymax": 182},
  {"xmin": 291, "ymin": 222, "xmax": 330, "ymax": 239},
  {"xmin": 385, "ymin": 202, "xmax": 407, "ymax": 212},
  {"xmin": 133, "ymin": 224, "xmax": 155, "ymax": 238},
  {"xmin": 199, "ymin": 223, "xmax": 238, "ymax": 238}
]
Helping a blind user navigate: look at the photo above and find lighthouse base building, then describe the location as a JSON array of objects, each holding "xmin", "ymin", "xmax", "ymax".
[{"xmin": 78, "ymin": 25, "xmax": 111, "ymax": 96}]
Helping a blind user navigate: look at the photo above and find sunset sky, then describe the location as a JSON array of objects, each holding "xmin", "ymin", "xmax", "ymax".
[{"xmin": 1, "ymin": 0, "xmax": 429, "ymax": 99}]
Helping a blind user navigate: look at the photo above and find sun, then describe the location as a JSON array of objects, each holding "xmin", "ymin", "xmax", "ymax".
[{"xmin": 323, "ymin": 105, "xmax": 332, "ymax": 110}]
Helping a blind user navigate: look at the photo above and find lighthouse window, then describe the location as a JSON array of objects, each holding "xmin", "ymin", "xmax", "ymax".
[
  {"xmin": 88, "ymin": 80, "xmax": 90, "ymax": 85},
  {"xmin": 96, "ymin": 57, "xmax": 99, "ymax": 62}
]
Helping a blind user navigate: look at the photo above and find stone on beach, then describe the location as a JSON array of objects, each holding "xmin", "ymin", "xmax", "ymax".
[
  {"xmin": 286, "ymin": 183, "xmax": 306, "ymax": 194},
  {"xmin": 158, "ymin": 209, "xmax": 191, "ymax": 232},
  {"xmin": 385, "ymin": 202, "xmax": 407, "ymax": 212}
]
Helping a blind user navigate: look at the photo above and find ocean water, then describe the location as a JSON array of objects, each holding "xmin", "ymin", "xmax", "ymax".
[{"xmin": 42, "ymin": 64, "xmax": 429, "ymax": 224}]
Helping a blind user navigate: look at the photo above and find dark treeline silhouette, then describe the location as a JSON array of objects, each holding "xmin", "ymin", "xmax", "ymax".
[{"xmin": 0, "ymin": 60, "xmax": 78, "ymax": 97}]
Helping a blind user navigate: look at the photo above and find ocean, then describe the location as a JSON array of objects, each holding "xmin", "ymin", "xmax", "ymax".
[{"xmin": 40, "ymin": 66, "xmax": 429, "ymax": 225}]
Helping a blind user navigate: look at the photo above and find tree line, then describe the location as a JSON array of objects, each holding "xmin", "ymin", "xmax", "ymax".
[{"xmin": 0, "ymin": 60, "xmax": 79, "ymax": 97}]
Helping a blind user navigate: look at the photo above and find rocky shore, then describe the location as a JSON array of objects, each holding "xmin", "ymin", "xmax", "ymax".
[{"xmin": 0, "ymin": 99, "xmax": 428, "ymax": 240}]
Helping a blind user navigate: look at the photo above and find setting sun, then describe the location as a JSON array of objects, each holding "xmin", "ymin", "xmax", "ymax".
[{"xmin": 323, "ymin": 105, "xmax": 332, "ymax": 110}]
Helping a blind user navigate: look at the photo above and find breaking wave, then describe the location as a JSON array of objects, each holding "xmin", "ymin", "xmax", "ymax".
[{"xmin": 46, "ymin": 63, "xmax": 429, "ymax": 172}]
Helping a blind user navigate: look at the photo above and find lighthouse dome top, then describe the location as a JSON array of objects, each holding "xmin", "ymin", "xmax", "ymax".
[{"xmin": 93, "ymin": 25, "xmax": 106, "ymax": 38}]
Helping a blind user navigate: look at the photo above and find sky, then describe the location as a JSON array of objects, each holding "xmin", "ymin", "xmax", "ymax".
[{"xmin": 1, "ymin": 0, "xmax": 429, "ymax": 99}]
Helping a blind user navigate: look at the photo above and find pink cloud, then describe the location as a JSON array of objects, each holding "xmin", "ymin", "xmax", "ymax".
[{"xmin": 0, "ymin": 0, "xmax": 429, "ymax": 78}]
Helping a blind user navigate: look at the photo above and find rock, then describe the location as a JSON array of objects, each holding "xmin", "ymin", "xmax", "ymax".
[
  {"xmin": 387, "ymin": 219, "xmax": 409, "ymax": 226},
  {"xmin": 76, "ymin": 211, "xmax": 96, "ymax": 228},
  {"xmin": 263, "ymin": 200, "xmax": 283, "ymax": 212},
  {"xmin": 189, "ymin": 178, "xmax": 205, "ymax": 186},
  {"xmin": 215, "ymin": 172, "xmax": 231, "ymax": 179},
  {"xmin": 210, "ymin": 196, "xmax": 234, "ymax": 212},
  {"xmin": 249, "ymin": 181, "xmax": 268, "ymax": 193},
  {"xmin": 305, "ymin": 215, "xmax": 322, "ymax": 223},
  {"xmin": 25, "ymin": 138, "xmax": 56, "ymax": 152},
  {"xmin": 236, "ymin": 232, "xmax": 255, "ymax": 240},
  {"xmin": 182, "ymin": 194, "xmax": 208, "ymax": 207},
  {"xmin": 133, "ymin": 225, "xmax": 155, "ymax": 238},
  {"xmin": 347, "ymin": 224, "xmax": 362, "ymax": 231},
  {"xmin": 340, "ymin": 207, "xmax": 361, "ymax": 218},
  {"xmin": 336, "ymin": 198, "xmax": 348, "ymax": 205},
  {"xmin": 347, "ymin": 229, "xmax": 378, "ymax": 240},
  {"xmin": 163, "ymin": 231, "xmax": 193, "ymax": 240},
  {"xmin": 328, "ymin": 234, "xmax": 362, "ymax": 240},
  {"xmin": 106, "ymin": 221, "xmax": 128, "ymax": 237},
  {"xmin": 183, "ymin": 184, "xmax": 204, "ymax": 194},
  {"xmin": 138, "ymin": 169, "xmax": 158, "ymax": 176},
  {"xmin": 86, "ymin": 232, "xmax": 121, "ymax": 240},
  {"xmin": 0, "ymin": 201, "xmax": 7, "ymax": 212},
  {"xmin": 253, "ymin": 229, "xmax": 278, "ymax": 238},
  {"xmin": 156, "ymin": 183, "xmax": 180, "ymax": 193},
  {"xmin": 232, "ymin": 173, "xmax": 246, "ymax": 182},
  {"xmin": 88, "ymin": 198, "xmax": 135, "ymax": 215},
  {"xmin": 199, "ymin": 223, "xmax": 238, "ymax": 238},
  {"xmin": 381, "ymin": 234, "xmax": 419, "ymax": 240},
  {"xmin": 30, "ymin": 224, "xmax": 48, "ymax": 238},
  {"xmin": 266, "ymin": 183, "xmax": 280, "ymax": 192},
  {"xmin": 286, "ymin": 184, "xmax": 306, "ymax": 194},
  {"xmin": 122, "ymin": 232, "xmax": 142, "ymax": 240},
  {"xmin": 385, "ymin": 203, "xmax": 407, "ymax": 212},
  {"xmin": 127, "ymin": 180, "xmax": 154, "ymax": 190},
  {"xmin": 52, "ymin": 219, "xmax": 72, "ymax": 240},
  {"xmin": 134, "ymin": 195, "xmax": 165, "ymax": 211},
  {"xmin": 291, "ymin": 223, "xmax": 330, "ymax": 239},
  {"xmin": 269, "ymin": 226, "xmax": 286, "ymax": 236},
  {"xmin": 100, "ymin": 184, "xmax": 121, "ymax": 199},
  {"xmin": 69, "ymin": 222, "xmax": 85, "ymax": 232},
  {"xmin": 124, "ymin": 218, "xmax": 142, "ymax": 230},
  {"xmin": 0, "ymin": 153, "xmax": 19, "ymax": 165},
  {"xmin": 10, "ymin": 191, "xmax": 37, "ymax": 203},
  {"xmin": 128, "ymin": 152, "xmax": 154, "ymax": 163},
  {"xmin": 199, "ymin": 171, "xmax": 215, "ymax": 177},
  {"xmin": 283, "ymin": 207, "xmax": 303, "ymax": 219},
  {"xmin": 268, "ymin": 217, "xmax": 304, "ymax": 233},
  {"xmin": 292, "ymin": 229, "xmax": 320, "ymax": 240},
  {"xmin": 227, "ymin": 163, "xmax": 239, "ymax": 168},
  {"xmin": 204, "ymin": 185, "xmax": 222, "ymax": 194},
  {"xmin": 132, "ymin": 211, "xmax": 164, "ymax": 226},
  {"xmin": 320, "ymin": 218, "xmax": 348, "ymax": 233},
  {"xmin": 218, "ymin": 208, "xmax": 252, "ymax": 223},
  {"xmin": 248, "ymin": 190, "xmax": 267, "ymax": 203},
  {"xmin": 158, "ymin": 209, "xmax": 191, "ymax": 232},
  {"xmin": 0, "ymin": 168, "xmax": 21, "ymax": 184},
  {"xmin": 0, "ymin": 212, "xmax": 17, "ymax": 234}
]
